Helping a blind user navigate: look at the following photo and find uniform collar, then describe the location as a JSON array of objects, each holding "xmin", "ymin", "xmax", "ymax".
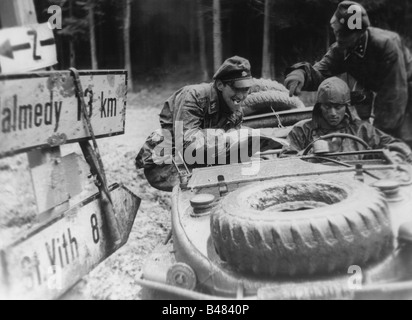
[
  {"xmin": 208, "ymin": 84, "xmax": 219, "ymax": 114},
  {"xmin": 208, "ymin": 83, "xmax": 232, "ymax": 115},
  {"xmin": 344, "ymin": 30, "xmax": 368, "ymax": 60}
]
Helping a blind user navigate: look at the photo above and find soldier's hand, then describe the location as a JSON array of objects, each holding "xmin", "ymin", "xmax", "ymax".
[{"xmin": 284, "ymin": 69, "xmax": 305, "ymax": 97}]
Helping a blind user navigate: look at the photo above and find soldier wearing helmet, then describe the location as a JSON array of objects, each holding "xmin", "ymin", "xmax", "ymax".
[{"xmin": 282, "ymin": 77, "xmax": 411, "ymax": 161}]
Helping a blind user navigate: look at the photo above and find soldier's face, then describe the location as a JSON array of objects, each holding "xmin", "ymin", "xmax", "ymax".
[
  {"xmin": 320, "ymin": 103, "xmax": 347, "ymax": 127},
  {"xmin": 331, "ymin": 23, "xmax": 362, "ymax": 50},
  {"xmin": 217, "ymin": 81, "xmax": 250, "ymax": 112}
]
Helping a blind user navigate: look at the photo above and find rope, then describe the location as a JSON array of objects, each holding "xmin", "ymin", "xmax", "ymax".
[{"xmin": 271, "ymin": 106, "xmax": 285, "ymax": 129}]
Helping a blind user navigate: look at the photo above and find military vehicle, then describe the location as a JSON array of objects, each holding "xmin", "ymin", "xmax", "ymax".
[{"xmin": 136, "ymin": 81, "xmax": 412, "ymax": 300}]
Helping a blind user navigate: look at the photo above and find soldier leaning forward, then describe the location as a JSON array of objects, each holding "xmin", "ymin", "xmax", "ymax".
[{"xmin": 136, "ymin": 56, "xmax": 258, "ymax": 192}]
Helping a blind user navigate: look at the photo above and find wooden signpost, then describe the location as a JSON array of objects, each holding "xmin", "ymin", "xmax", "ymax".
[
  {"xmin": 0, "ymin": 184, "xmax": 140, "ymax": 300},
  {"xmin": 0, "ymin": 68, "xmax": 140, "ymax": 299},
  {"xmin": 0, "ymin": 0, "xmax": 142, "ymax": 300}
]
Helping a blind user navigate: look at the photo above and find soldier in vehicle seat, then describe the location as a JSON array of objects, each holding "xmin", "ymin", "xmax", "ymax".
[{"xmin": 281, "ymin": 77, "xmax": 412, "ymax": 162}]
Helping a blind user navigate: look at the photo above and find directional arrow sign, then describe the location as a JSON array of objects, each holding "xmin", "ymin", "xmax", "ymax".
[
  {"xmin": 0, "ymin": 184, "xmax": 141, "ymax": 300},
  {"xmin": 0, "ymin": 40, "xmax": 33, "ymax": 60},
  {"xmin": 0, "ymin": 70, "xmax": 127, "ymax": 158},
  {"xmin": 0, "ymin": 23, "xmax": 57, "ymax": 74}
]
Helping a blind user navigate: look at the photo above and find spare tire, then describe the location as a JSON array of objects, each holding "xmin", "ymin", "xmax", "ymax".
[
  {"xmin": 242, "ymin": 91, "xmax": 305, "ymax": 117},
  {"xmin": 210, "ymin": 178, "xmax": 394, "ymax": 277},
  {"xmin": 249, "ymin": 78, "xmax": 289, "ymax": 94}
]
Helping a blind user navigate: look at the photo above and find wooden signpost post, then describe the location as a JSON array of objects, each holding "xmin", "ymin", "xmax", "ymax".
[{"xmin": 0, "ymin": 0, "xmax": 141, "ymax": 300}]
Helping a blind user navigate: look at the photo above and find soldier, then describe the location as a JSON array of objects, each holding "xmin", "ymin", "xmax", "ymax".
[
  {"xmin": 282, "ymin": 77, "xmax": 412, "ymax": 161},
  {"xmin": 135, "ymin": 56, "xmax": 259, "ymax": 192},
  {"xmin": 284, "ymin": 1, "xmax": 412, "ymax": 145}
]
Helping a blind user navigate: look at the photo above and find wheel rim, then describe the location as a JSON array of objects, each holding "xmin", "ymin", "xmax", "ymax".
[{"xmin": 245, "ymin": 181, "xmax": 348, "ymax": 213}]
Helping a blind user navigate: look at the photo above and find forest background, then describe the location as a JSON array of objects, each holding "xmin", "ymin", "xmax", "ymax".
[{"xmin": 19, "ymin": 0, "xmax": 412, "ymax": 90}]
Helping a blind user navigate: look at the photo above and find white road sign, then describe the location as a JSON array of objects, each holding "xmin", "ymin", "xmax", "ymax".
[
  {"xmin": 0, "ymin": 184, "xmax": 141, "ymax": 300},
  {"xmin": 0, "ymin": 70, "xmax": 127, "ymax": 158},
  {"xmin": 0, "ymin": 23, "xmax": 57, "ymax": 74}
]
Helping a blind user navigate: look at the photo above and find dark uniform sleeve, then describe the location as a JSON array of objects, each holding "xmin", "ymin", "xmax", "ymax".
[
  {"xmin": 372, "ymin": 36, "xmax": 409, "ymax": 133},
  {"xmin": 311, "ymin": 44, "xmax": 346, "ymax": 84},
  {"xmin": 287, "ymin": 44, "xmax": 346, "ymax": 92}
]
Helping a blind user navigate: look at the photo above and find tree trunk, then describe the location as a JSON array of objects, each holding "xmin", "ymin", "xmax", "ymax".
[
  {"xmin": 189, "ymin": 0, "xmax": 196, "ymax": 70},
  {"xmin": 69, "ymin": 36, "xmax": 76, "ymax": 68},
  {"xmin": 261, "ymin": 0, "xmax": 272, "ymax": 79},
  {"xmin": 271, "ymin": 24, "xmax": 276, "ymax": 79},
  {"xmin": 88, "ymin": 0, "xmax": 98, "ymax": 70},
  {"xmin": 213, "ymin": 0, "xmax": 222, "ymax": 72},
  {"xmin": 69, "ymin": 0, "xmax": 76, "ymax": 67},
  {"xmin": 197, "ymin": 0, "xmax": 209, "ymax": 81},
  {"xmin": 124, "ymin": 0, "xmax": 133, "ymax": 91},
  {"xmin": 405, "ymin": 0, "xmax": 411, "ymax": 36}
]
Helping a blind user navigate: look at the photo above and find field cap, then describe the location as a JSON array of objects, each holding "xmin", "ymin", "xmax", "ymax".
[
  {"xmin": 213, "ymin": 56, "xmax": 254, "ymax": 88},
  {"xmin": 330, "ymin": 1, "xmax": 370, "ymax": 35}
]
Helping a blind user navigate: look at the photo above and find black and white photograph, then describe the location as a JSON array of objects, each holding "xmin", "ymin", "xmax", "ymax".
[{"xmin": 0, "ymin": 0, "xmax": 412, "ymax": 302}]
